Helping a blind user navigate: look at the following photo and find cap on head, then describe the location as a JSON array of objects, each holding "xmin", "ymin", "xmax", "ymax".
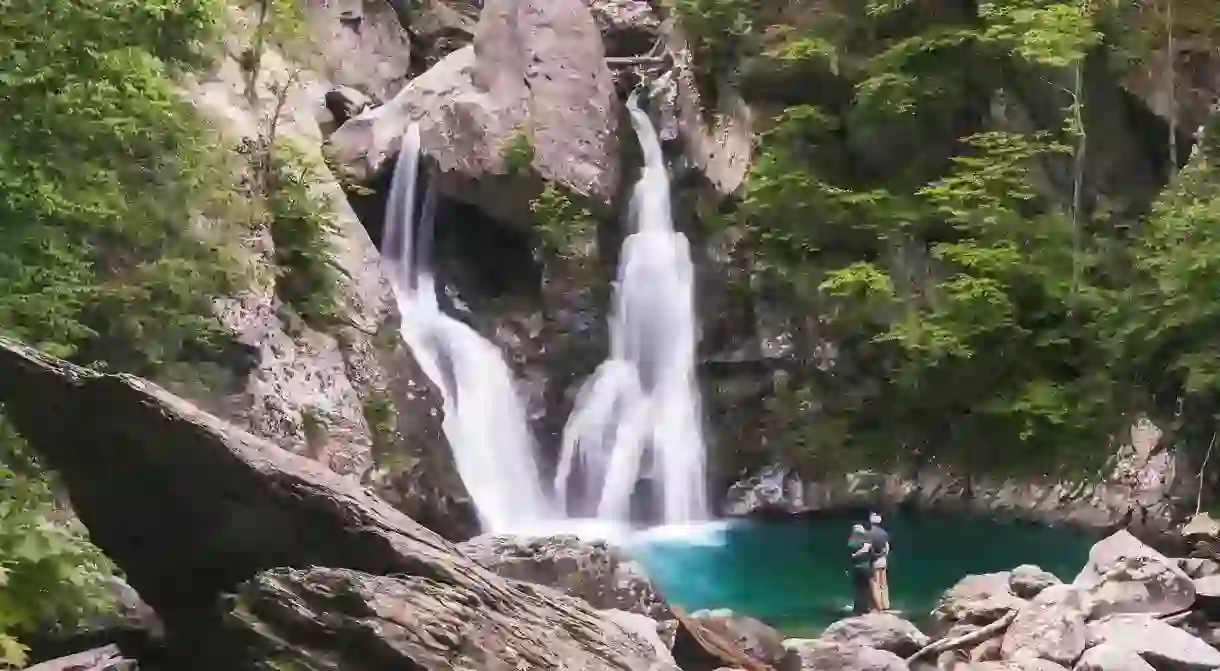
[{"xmin": 869, "ymin": 512, "xmax": 882, "ymax": 525}]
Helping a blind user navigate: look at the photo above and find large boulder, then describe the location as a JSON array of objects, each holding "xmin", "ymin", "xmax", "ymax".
[
  {"xmin": 821, "ymin": 613, "xmax": 931, "ymax": 657},
  {"xmin": 1001, "ymin": 585, "xmax": 1088, "ymax": 666},
  {"xmin": 305, "ymin": 0, "xmax": 412, "ymax": 101},
  {"xmin": 223, "ymin": 566, "xmax": 679, "ymax": 670},
  {"xmin": 328, "ymin": 0, "xmax": 620, "ymax": 226},
  {"xmin": 682, "ymin": 609, "xmax": 790, "ymax": 668},
  {"xmin": 1072, "ymin": 531, "xmax": 1195, "ymax": 619},
  {"xmin": 1010, "ymin": 565, "xmax": 1064, "ymax": 599},
  {"xmin": 1087, "ymin": 614, "xmax": 1220, "ymax": 671},
  {"xmin": 933, "ymin": 573, "xmax": 1027, "ymax": 628},
  {"xmin": 0, "ymin": 338, "xmax": 671, "ymax": 670},
  {"xmin": 783, "ymin": 639, "xmax": 909, "ymax": 671},
  {"xmin": 456, "ymin": 534, "xmax": 669, "ymax": 620}
]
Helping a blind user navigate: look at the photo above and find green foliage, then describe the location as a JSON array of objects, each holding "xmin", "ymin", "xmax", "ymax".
[
  {"xmin": 0, "ymin": 0, "xmax": 243, "ymax": 373},
  {"xmin": 669, "ymin": 0, "xmax": 755, "ymax": 101},
  {"xmin": 0, "ymin": 415, "xmax": 116, "ymax": 668},
  {"xmin": 729, "ymin": 0, "xmax": 1142, "ymax": 476},
  {"xmin": 501, "ymin": 126, "xmax": 536, "ymax": 177},
  {"xmin": 362, "ymin": 392, "xmax": 407, "ymax": 471},
  {"xmin": 265, "ymin": 140, "xmax": 343, "ymax": 327},
  {"xmin": 530, "ymin": 183, "xmax": 597, "ymax": 264},
  {"xmin": 238, "ymin": 0, "xmax": 310, "ymax": 98}
]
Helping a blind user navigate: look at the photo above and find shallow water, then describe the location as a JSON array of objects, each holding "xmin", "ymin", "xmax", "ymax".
[{"xmin": 626, "ymin": 511, "xmax": 1097, "ymax": 634}]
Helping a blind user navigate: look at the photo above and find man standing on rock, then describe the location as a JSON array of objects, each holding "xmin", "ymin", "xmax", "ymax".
[
  {"xmin": 867, "ymin": 512, "xmax": 891, "ymax": 612},
  {"xmin": 847, "ymin": 524, "xmax": 874, "ymax": 615}
]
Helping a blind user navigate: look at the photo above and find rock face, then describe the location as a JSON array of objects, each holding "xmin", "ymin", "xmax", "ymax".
[
  {"xmin": 1087, "ymin": 614, "xmax": 1220, "ymax": 671},
  {"xmin": 180, "ymin": 8, "xmax": 476, "ymax": 540},
  {"xmin": 0, "ymin": 338, "xmax": 670, "ymax": 670},
  {"xmin": 328, "ymin": 0, "xmax": 620, "ymax": 225},
  {"xmin": 1072, "ymin": 530, "xmax": 1195, "ymax": 619},
  {"xmin": 934, "ymin": 573, "xmax": 1027, "ymax": 628},
  {"xmin": 1000, "ymin": 585, "xmax": 1088, "ymax": 666},
  {"xmin": 456, "ymin": 534, "xmax": 669, "ymax": 620},
  {"xmin": 724, "ymin": 420, "xmax": 1183, "ymax": 535},
  {"xmin": 305, "ymin": 0, "xmax": 412, "ymax": 101},
  {"xmin": 821, "ymin": 613, "xmax": 931, "ymax": 657}
]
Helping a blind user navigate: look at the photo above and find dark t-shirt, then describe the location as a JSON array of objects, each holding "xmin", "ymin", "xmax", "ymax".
[
  {"xmin": 847, "ymin": 537, "xmax": 872, "ymax": 571},
  {"xmin": 866, "ymin": 526, "xmax": 889, "ymax": 560}
]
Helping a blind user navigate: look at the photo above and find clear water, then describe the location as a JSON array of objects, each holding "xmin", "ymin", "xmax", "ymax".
[
  {"xmin": 554, "ymin": 94, "xmax": 708, "ymax": 525},
  {"xmin": 626, "ymin": 512, "xmax": 1097, "ymax": 634},
  {"xmin": 383, "ymin": 125, "xmax": 554, "ymax": 533}
]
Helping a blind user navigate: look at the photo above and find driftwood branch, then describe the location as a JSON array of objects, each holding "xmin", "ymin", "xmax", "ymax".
[
  {"xmin": 606, "ymin": 55, "xmax": 669, "ymax": 67},
  {"xmin": 906, "ymin": 610, "xmax": 1018, "ymax": 663},
  {"xmin": 1197, "ymin": 430, "xmax": 1216, "ymax": 516},
  {"xmin": 605, "ymin": 38, "xmax": 669, "ymax": 67}
]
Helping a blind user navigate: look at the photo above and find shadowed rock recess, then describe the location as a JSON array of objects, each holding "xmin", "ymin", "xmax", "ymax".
[{"xmin": 0, "ymin": 336, "xmax": 674, "ymax": 670}]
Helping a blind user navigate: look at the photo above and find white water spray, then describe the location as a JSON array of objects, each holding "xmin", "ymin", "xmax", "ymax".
[
  {"xmin": 382, "ymin": 125, "xmax": 553, "ymax": 533},
  {"xmin": 553, "ymin": 95, "xmax": 709, "ymax": 525}
]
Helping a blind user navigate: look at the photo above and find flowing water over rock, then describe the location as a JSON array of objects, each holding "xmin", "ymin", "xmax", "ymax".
[
  {"xmin": 383, "ymin": 124, "xmax": 553, "ymax": 533},
  {"xmin": 554, "ymin": 94, "xmax": 708, "ymax": 525}
]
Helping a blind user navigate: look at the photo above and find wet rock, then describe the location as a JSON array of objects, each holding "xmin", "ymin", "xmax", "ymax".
[
  {"xmin": 1072, "ymin": 530, "xmax": 1194, "ymax": 619},
  {"xmin": 328, "ymin": 0, "xmax": 619, "ymax": 225},
  {"xmin": 456, "ymin": 534, "xmax": 669, "ymax": 620},
  {"xmin": 821, "ymin": 613, "xmax": 931, "ymax": 657},
  {"xmin": 1010, "ymin": 565, "xmax": 1063, "ymax": 599},
  {"xmin": 934, "ymin": 573, "xmax": 1027, "ymax": 628},
  {"xmin": 783, "ymin": 639, "xmax": 909, "ymax": 671},
  {"xmin": 1087, "ymin": 614, "xmax": 1220, "ymax": 671},
  {"xmin": 1075, "ymin": 644, "xmax": 1158, "ymax": 671},
  {"xmin": 1001, "ymin": 585, "xmax": 1088, "ymax": 666}
]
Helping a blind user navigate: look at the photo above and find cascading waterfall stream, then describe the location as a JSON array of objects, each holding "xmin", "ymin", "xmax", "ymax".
[
  {"xmin": 553, "ymin": 94, "xmax": 709, "ymax": 525},
  {"xmin": 382, "ymin": 124, "xmax": 553, "ymax": 533}
]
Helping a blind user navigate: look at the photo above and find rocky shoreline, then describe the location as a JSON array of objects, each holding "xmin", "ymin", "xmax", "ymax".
[
  {"xmin": 723, "ymin": 419, "xmax": 1188, "ymax": 547},
  {"xmin": 461, "ymin": 528, "xmax": 1220, "ymax": 671}
]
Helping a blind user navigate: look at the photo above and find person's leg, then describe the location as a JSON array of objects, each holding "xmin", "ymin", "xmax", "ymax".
[
  {"xmin": 869, "ymin": 565, "xmax": 883, "ymax": 611},
  {"xmin": 852, "ymin": 569, "xmax": 871, "ymax": 614},
  {"xmin": 877, "ymin": 566, "xmax": 890, "ymax": 611}
]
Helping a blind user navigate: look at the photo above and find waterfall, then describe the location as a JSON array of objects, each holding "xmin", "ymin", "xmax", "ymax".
[
  {"xmin": 553, "ymin": 95, "xmax": 709, "ymax": 525},
  {"xmin": 382, "ymin": 124, "xmax": 553, "ymax": 533}
]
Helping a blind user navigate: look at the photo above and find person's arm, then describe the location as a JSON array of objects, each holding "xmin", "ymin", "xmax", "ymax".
[{"xmin": 852, "ymin": 542, "xmax": 872, "ymax": 559}]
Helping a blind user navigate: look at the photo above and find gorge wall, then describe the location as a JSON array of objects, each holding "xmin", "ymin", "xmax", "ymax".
[{"xmin": 196, "ymin": 0, "xmax": 1220, "ymax": 535}]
